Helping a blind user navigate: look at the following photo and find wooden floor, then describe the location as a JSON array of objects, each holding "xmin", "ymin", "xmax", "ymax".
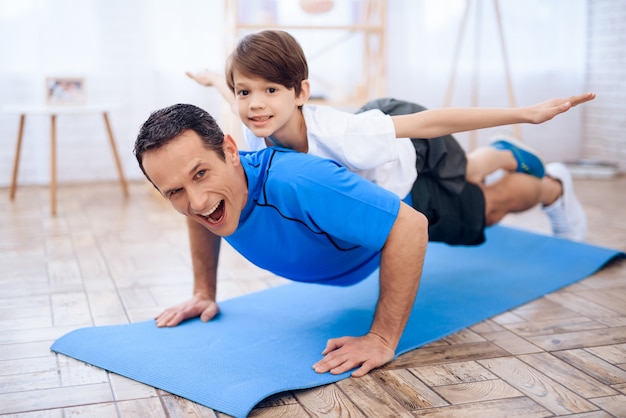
[{"xmin": 1, "ymin": 176, "xmax": 625, "ymax": 417}]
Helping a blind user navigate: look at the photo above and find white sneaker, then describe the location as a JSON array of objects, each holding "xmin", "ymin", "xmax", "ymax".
[{"xmin": 542, "ymin": 162, "xmax": 587, "ymax": 241}]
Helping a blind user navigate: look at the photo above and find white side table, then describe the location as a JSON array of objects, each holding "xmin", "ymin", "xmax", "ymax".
[{"xmin": 2, "ymin": 104, "xmax": 129, "ymax": 215}]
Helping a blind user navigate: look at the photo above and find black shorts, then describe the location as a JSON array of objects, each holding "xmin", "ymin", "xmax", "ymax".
[
  {"xmin": 410, "ymin": 170, "xmax": 486, "ymax": 246},
  {"xmin": 357, "ymin": 98, "xmax": 486, "ymax": 246}
]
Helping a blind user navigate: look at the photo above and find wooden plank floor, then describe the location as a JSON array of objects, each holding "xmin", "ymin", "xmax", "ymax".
[{"xmin": 1, "ymin": 176, "xmax": 625, "ymax": 417}]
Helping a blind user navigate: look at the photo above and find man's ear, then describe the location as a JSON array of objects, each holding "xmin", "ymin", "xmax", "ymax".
[
  {"xmin": 296, "ymin": 80, "xmax": 311, "ymax": 106},
  {"xmin": 223, "ymin": 134, "xmax": 240, "ymax": 163}
]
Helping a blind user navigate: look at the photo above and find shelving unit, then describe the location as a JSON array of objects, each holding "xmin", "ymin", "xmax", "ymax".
[{"xmin": 224, "ymin": 0, "xmax": 387, "ymax": 109}]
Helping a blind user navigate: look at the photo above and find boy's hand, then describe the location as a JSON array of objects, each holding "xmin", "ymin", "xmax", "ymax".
[
  {"xmin": 528, "ymin": 92, "xmax": 596, "ymax": 124},
  {"xmin": 185, "ymin": 69, "xmax": 223, "ymax": 87}
]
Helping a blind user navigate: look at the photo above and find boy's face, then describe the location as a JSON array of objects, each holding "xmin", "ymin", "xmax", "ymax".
[
  {"xmin": 232, "ymin": 70, "xmax": 308, "ymax": 141},
  {"xmin": 142, "ymin": 130, "xmax": 248, "ymax": 237}
]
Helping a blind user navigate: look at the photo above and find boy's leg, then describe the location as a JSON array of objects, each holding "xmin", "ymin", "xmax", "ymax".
[
  {"xmin": 466, "ymin": 147, "xmax": 517, "ymax": 184},
  {"xmin": 466, "ymin": 132, "xmax": 545, "ymax": 185},
  {"xmin": 481, "ymin": 173, "xmax": 543, "ymax": 226},
  {"xmin": 482, "ymin": 167, "xmax": 587, "ymax": 241}
]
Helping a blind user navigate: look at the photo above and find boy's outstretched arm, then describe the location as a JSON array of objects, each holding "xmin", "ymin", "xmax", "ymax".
[
  {"xmin": 392, "ymin": 92, "xmax": 596, "ymax": 140},
  {"xmin": 186, "ymin": 69, "xmax": 236, "ymax": 113}
]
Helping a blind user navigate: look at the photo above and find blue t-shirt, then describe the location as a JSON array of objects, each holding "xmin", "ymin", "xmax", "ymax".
[{"xmin": 225, "ymin": 147, "xmax": 401, "ymax": 286}]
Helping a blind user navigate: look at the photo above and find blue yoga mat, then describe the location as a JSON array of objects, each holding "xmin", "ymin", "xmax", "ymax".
[{"xmin": 51, "ymin": 226, "xmax": 623, "ymax": 417}]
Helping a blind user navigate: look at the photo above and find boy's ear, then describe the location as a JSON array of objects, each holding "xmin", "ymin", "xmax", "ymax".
[{"xmin": 296, "ymin": 80, "xmax": 311, "ymax": 105}]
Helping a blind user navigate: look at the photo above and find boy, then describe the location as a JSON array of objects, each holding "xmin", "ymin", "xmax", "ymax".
[{"xmin": 187, "ymin": 30, "xmax": 594, "ymax": 244}]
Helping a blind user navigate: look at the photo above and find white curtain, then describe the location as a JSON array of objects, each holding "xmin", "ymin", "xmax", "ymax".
[
  {"xmin": 0, "ymin": 0, "xmax": 586, "ymax": 186},
  {"xmin": 387, "ymin": 0, "xmax": 588, "ymax": 158},
  {"xmin": 0, "ymin": 0, "xmax": 227, "ymax": 185}
]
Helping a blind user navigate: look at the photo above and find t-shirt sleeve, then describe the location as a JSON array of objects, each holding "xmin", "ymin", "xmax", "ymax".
[{"xmin": 305, "ymin": 106, "xmax": 399, "ymax": 171}]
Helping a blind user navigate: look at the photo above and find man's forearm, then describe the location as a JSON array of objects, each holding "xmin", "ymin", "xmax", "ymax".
[
  {"xmin": 187, "ymin": 217, "xmax": 220, "ymax": 300},
  {"xmin": 370, "ymin": 203, "xmax": 428, "ymax": 350}
]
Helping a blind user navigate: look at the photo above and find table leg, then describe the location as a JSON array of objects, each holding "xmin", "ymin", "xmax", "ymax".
[
  {"xmin": 51, "ymin": 114, "xmax": 57, "ymax": 216},
  {"xmin": 9, "ymin": 114, "xmax": 26, "ymax": 200},
  {"xmin": 103, "ymin": 112, "xmax": 129, "ymax": 197}
]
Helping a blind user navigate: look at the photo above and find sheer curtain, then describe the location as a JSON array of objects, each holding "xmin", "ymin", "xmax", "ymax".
[
  {"xmin": 0, "ymin": 0, "xmax": 587, "ymax": 186},
  {"xmin": 387, "ymin": 0, "xmax": 588, "ymax": 159},
  {"xmin": 0, "ymin": 0, "xmax": 227, "ymax": 185}
]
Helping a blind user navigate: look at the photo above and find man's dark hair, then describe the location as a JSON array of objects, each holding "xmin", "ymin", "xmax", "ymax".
[{"xmin": 134, "ymin": 104, "xmax": 225, "ymax": 181}]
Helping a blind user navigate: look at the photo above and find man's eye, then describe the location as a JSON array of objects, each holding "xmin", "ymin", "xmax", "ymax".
[
  {"xmin": 194, "ymin": 170, "xmax": 206, "ymax": 180},
  {"xmin": 167, "ymin": 189, "xmax": 181, "ymax": 198}
]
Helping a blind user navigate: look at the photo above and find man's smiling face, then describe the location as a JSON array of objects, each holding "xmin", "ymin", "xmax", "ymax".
[{"xmin": 142, "ymin": 130, "xmax": 248, "ymax": 237}]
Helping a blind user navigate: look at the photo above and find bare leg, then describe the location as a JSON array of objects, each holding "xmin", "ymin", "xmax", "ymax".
[
  {"xmin": 466, "ymin": 133, "xmax": 546, "ymax": 185},
  {"xmin": 482, "ymin": 171, "xmax": 567, "ymax": 224},
  {"xmin": 482, "ymin": 173, "xmax": 543, "ymax": 226},
  {"xmin": 466, "ymin": 147, "xmax": 517, "ymax": 185},
  {"xmin": 539, "ymin": 175, "xmax": 563, "ymax": 206}
]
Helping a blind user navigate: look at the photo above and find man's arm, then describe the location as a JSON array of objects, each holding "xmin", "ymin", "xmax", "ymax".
[
  {"xmin": 392, "ymin": 92, "xmax": 596, "ymax": 139},
  {"xmin": 313, "ymin": 203, "xmax": 429, "ymax": 377},
  {"xmin": 154, "ymin": 217, "xmax": 221, "ymax": 327}
]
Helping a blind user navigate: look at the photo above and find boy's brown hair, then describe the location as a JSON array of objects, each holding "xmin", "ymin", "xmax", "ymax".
[{"xmin": 226, "ymin": 30, "xmax": 308, "ymax": 96}]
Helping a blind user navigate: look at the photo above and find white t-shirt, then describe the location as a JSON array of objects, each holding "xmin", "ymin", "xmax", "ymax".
[{"xmin": 244, "ymin": 104, "xmax": 417, "ymax": 198}]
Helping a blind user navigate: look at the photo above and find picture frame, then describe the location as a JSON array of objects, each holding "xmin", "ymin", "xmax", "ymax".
[{"xmin": 46, "ymin": 77, "xmax": 86, "ymax": 105}]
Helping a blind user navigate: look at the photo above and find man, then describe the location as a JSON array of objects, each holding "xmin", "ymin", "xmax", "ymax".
[{"xmin": 135, "ymin": 103, "xmax": 428, "ymax": 378}]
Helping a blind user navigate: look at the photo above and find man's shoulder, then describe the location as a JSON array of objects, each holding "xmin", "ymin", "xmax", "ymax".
[
  {"xmin": 241, "ymin": 146, "xmax": 342, "ymax": 169},
  {"xmin": 241, "ymin": 148, "xmax": 347, "ymax": 198}
]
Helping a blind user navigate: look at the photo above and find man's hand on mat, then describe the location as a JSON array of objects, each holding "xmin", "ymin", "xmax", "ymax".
[
  {"xmin": 312, "ymin": 333, "xmax": 395, "ymax": 377},
  {"xmin": 155, "ymin": 296, "xmax": 219, "ymax": 327},
  {"xmin": 526, "ymin": 92, "xmax": 595, "ymax": 124}
]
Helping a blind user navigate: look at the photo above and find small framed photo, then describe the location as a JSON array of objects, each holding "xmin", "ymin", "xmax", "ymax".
[{"xmin": 46, "ymin": 77, "xmax": 86, "ymax": 105}]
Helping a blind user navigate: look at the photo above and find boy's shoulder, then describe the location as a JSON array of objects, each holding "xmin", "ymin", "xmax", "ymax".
[
  {"xmin": 303, "ymin": 103, "xmax": 390, "ymax": 134},
  {"xmin": 304, "ymin": 103, "xmax": 386, "ymax": 118}
]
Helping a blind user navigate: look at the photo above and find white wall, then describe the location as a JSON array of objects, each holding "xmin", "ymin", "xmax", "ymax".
[
  {"xmin": 386, "ymin": 0, "xmax": 588, "ymax": 160},
  {"xmin": 0, "ymin": 0, "xmax": 229, "ymax": 186},
  {"xmin": 0, "ymin": 0, "xmax": 588, "ymax": 187},
  {"xmin": 583, "ymin": 0, "xmax": 626, "ymax": 171}
]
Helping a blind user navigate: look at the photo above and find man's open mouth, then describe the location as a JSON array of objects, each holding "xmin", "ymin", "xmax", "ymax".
[{"xmin": 200, "ymin": 200, "xmax": 225, "ymax": 224}]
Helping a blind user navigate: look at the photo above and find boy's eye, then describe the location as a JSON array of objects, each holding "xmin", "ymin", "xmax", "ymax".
[
  {"xmin": 267, "ymin": 87, "xmax": 276, "ymax": 93},
  {"xmin": 237, "ymin": 90, "xmax": 249, "ymax": 96}
]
